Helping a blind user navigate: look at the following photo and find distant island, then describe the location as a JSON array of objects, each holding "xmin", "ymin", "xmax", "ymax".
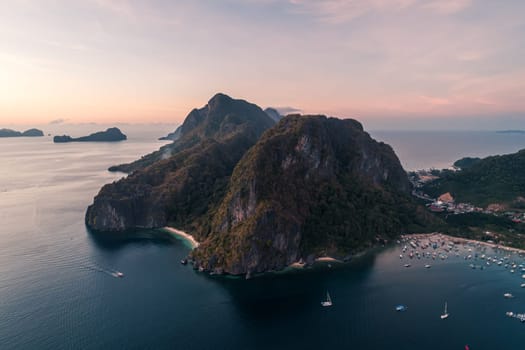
[
  {"xmin": 0, "ymin": 128, "xmax": 44, "ymax": 138},
  {"xmin": 86, "ymin": 93, "xmax": 438, "ymax": 276},
  {"xmin": 496, "ymin": 130, "xmax": 525, "ymax": 134},
  {"xmin": 54, "ymin": 127, "xmax": 127, "ymax": 143}
]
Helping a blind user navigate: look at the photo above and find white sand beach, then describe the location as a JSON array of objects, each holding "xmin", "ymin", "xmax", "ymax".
[{"xmin": 163, "ymin": 227, "xmax": 200, "ymax": 249}]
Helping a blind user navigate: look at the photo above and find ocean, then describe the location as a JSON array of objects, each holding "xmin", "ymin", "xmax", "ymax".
[{"xmin": 1, "ymin": 126, "xmax": 525, "ymax": 350}]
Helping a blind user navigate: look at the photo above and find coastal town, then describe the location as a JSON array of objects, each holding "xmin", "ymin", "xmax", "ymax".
[{"xmin": 409, "ymin": 169, "xmax": 525, "ymax": 224}]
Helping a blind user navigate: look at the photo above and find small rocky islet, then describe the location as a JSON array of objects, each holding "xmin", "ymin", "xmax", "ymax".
[{"xmin": 0, "ymin": 128, "xmax": 44, "ymax": 137}]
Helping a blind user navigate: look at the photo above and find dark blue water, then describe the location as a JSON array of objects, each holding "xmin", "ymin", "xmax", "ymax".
[{"xmin": 2, "ymin": 128, "xmax": 525, "ymax": 349}]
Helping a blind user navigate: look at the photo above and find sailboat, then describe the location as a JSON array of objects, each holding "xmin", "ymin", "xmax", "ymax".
[
  {"xmin": 321, "ymin": 291, "xmax": 332, "ymax": 307},
  {"xmin": 440, "ymin": 301, "xmax": 449, "ymax": 319}
]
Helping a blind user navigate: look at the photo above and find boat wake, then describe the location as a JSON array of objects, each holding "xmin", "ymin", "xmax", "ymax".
[{"xmin": 80, "ymin": 264, "xmax": 124, "ymax": 278}]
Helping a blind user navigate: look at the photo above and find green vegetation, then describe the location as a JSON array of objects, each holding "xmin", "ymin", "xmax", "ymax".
[
  {"xmin": 109, "ymin": 93, "xmax": 274, "ymax": 173},
  {"xmin": 453, "ymin": 157, "xmax": 480, "ymax": 169},
  {"xmin": 423, "ymin": 149, "xmax": 525, "ymax": 207},
  {"xmin": 86, "ymin": 93, "xmax": 276, "ymax": 235},
  {"xmin": 191, "ymin": 115, "xmax": 440, "ymax": 274},
  {"xmin": 436, "ymin": 212, "xmax": 525, "ymax": 249}
]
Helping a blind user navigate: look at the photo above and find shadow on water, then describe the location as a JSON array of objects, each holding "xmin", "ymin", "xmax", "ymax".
[
  {"xmin": 86, "ymin": 227, "xmax": 177, "ymax": 252},
  {"xmin": 204, "ymin": 252, "xmax": 378, "ymax": 321}
]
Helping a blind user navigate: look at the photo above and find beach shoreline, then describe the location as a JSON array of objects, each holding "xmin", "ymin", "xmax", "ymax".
[{"xmin": 163, "ymin": 227, "xmax": 200, "ymax": 249}]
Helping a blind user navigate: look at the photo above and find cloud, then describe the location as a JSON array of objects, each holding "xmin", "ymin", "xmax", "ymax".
[
  {"xmin": 421, "ymin": 0, "xmax": 472, "ymax": 14},
  {"xmin": 274, "ymin": 106, "xmax": 303, "ymax": 115},
  {"xmin": 419, "ymin": 95, "xmax": 451, "ymax": 106},
  {"xmin": 288, "ymin": 0, "xmax": 472, "ymax": 23},
  {"xmin": 288, "ymin": 0, "xmax": 417, "ymax": 23},
  {"xmin": 48, "ymin": 118, "xmax": 68, "ymax": 125}
]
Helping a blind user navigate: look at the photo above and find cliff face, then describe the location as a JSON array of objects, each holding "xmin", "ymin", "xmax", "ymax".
[
  {"xmin": 109, "ymin": 93, "xmax": 274, "ymax": 173},
  {"xmin": 85, "ymin": 94, "xmax": 275, "ymax": 233},
  {"xmin": 191, "ymin": 115, "xmax": 432, "ymax": 275}
]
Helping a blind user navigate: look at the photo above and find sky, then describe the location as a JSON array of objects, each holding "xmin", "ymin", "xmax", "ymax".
[{"xmin": 1, "ymin": 0, "xmax": 525, "ymax": 130}]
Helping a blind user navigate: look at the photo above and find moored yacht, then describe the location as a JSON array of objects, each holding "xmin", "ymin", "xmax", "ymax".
[{"xmin": 321, "ymin": 291, "xmax": 332, "ymax": 307}]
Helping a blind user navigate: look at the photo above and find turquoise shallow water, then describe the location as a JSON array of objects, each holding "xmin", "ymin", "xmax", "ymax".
[{"xmin": 1, "ymin": 128, "xmax": 525, "ymax": 349}]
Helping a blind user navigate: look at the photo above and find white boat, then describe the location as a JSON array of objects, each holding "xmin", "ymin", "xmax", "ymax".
[
  {"xmin": 440, "ymin": 302, "xmax": 449, "ymax": 319},
  {"xmin": 521, "ymin": 283, "xmax": 525, "ymax": 288},
  {"xmin": 424, "ymin": 264, "xmax": 431, "ymax": 268},
  {"xmin": 321, "ymin": 291, "xmax": 332, "ymax": 307},
  {"xmin": 116, "ymin": 272, "xmax": 124, "ymax": 278},
  {"xmin": 404, "ymin": 264, "xmax": 411, "ymax": 268},
  {"xmin": 504, "ymin": 293, "xmax": 514, "ymax": 298},
  {"xmin": 395, "ymin": 304, "xmax": 407, "ymax": 312}
]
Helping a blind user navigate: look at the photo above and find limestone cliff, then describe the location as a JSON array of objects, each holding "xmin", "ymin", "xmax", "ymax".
[
  {"xmin": 85, "ymin": 93, "xmax": 275, "ymax": 233},
  {"xmin": 190, "ymin": 115, "xmax": 434, "ymax": 275}
]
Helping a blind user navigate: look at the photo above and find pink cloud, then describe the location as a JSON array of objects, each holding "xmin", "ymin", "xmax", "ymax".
[
  {"xmin": 421, "ymin": 0, "xmax": 472, "ymax": 14},
  {"xmin": 288, "ymin": 0, "xmax": 418, "ymax": 23}
]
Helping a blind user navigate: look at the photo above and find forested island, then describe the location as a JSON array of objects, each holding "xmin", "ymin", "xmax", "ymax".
[
  {"xmin": 86, "ymin": 93, "xmax": 438, "ymax": 276},
  {"xmin": 54, "ymin": 127, "xmax": 127, "ymax": 143}
]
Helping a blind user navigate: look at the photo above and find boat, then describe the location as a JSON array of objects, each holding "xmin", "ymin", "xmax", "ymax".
[
  {"xmin": 180, "ymin": 259, "xmax": 188, "ymax": 265},
  {"xmin": 321, "ymin": 291, "xmax": 332, "ymax": 307},
  {"xmin": 403, "ymin": 264, "xmax": 411, "ymax": 268},
  {"xmin": 440, "ymin": 301, "xmax": 449, "ymax": 319},
  {"xmin": 424, "ymin": 264, "xmax": 431, "ymax": 268},
  {"xmin": 504, "ymin": 293, "xmax": 514, "ymax": 298},
  {"xmin": 116, "ymin": 272, "xmax": 124, "ymax": 278},
  {"xmin": 395, "ymin": 304, "xmax": 407, "ymax": 312},
  {"xmin": 521, "ymin": 283, "xmax": 525, "ymax": 288}
]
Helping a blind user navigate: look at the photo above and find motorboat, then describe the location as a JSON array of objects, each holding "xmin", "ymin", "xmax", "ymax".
[
  {"xmin": 440, "ymin": 301, "xmax": 449, "ymax": 319},
  {"xmin": 395, "ymin": 304, "xmax": 407, "ymax": 312}
]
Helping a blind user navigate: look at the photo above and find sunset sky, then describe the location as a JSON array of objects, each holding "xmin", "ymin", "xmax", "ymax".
[{"xmin": 1, "ymin": 0, "xmax": 524, "ymax": 129}]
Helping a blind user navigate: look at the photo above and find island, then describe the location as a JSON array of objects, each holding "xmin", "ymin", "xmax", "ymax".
[
  {"xmin": 86, "ymin": 93, "xmax": 438, "ymax": 277},
  {"xmin": 53, "ymin": 127, "xmax": 127, "ymax": 143},
  {"xmin": 0, "ymin": 128, "xmax": 44, "ymax": 137}
]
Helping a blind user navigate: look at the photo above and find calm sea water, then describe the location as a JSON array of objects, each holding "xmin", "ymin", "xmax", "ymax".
[
  {"xmin": 371, "ymin": 130, "xmax": 525, "ymax": 170},
  {"xmin": 1, "ymin": 128, "xmax": 525, "ymax": 350}
]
